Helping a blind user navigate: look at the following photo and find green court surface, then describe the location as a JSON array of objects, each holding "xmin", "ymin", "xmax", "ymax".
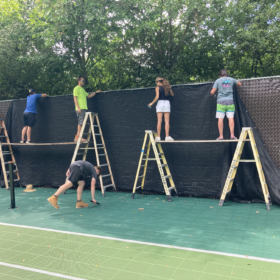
[{"xmin": 0, "ymin": 188, "xmax": 280, "ymax": 279}]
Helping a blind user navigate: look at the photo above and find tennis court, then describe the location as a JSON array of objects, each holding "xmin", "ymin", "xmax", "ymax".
[{"xmin": 1, "ymin": 188, "xmax": 280, "ymax": 279}]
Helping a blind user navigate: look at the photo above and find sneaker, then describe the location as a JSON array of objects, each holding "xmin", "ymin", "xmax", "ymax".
[
  {"xmin": 74, "ymin": 135, "xmax": 88, "ymax": 143},
  {"xmin": 47, "ymin": 195, "xmax": 59, "ymax": 209},
  {"xmin": 76, "ymin": 200, "xmax": 89, "ymax": 209},
  {"xmin": 165, "ymin": 136, "xmax": 174, "ymax": 141},
  {"xmin": 155, "ymin": 137, "xmax": 161, "ymax": 141},
  {"xmin": 26, "ymin": 141, "xmax": 31, "ymax": 144},
  {"xmin": 20, "ymin": 140, "xmax": 24, "ymax": 144}
]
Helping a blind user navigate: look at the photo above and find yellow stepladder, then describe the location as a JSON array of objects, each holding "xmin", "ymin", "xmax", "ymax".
[
  {"xmin": 131, "ymin": 130, "xmax": 177, "ymax": 202},
  {"xmin": 219, "ymin": 127, "xmax": 271, "ymax": 210}
]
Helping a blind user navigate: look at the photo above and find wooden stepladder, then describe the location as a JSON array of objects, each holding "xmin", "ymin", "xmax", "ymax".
[
  {"xmin": 131, "ymin": 130, "xmax": 177, "ymax": 202},
  {"xmin": 0, "ymin": 119, "xmax": 20, "ymax": 189},
  {"xmin": 71, "ymin": 112, "xmax": 116, "ymax": 196},
  {"xmin": 219, "ymin": 127, "xmax": 271, "ymax": 210}
]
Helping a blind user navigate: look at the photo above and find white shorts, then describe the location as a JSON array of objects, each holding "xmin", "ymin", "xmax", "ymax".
[{"xmin": 156, "ymin": 100, "xmax": 171, "ymax": 113}]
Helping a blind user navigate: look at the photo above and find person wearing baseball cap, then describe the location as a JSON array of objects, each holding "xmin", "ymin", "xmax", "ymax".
[{"xmin": 20, "ymin": 89, "xmax": 49, "ymax": 143}]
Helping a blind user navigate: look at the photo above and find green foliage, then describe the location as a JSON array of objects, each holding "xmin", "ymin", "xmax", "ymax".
[{"xmin": 0, "ymin": 0, "xmax": 279, "ymax": 100}]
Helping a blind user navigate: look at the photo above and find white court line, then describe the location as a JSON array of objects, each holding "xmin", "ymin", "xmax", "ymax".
[
  {"xmin": 1, "ymin": 222, "xmax": 280, "ymax": 264},
  {"xmin": 0, "ymin": 261, "xmax": 86, "ymax": 280}
]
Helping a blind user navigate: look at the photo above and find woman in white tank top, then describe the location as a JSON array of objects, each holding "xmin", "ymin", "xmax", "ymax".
[{"xmin": 148, "ymin": 77, "xmax": 174, "ymax": 141}]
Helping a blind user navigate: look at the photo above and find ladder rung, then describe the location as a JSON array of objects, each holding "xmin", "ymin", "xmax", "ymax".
[
  {"xmin": 238, "ymin": 160, "xmax": 256, "ymax": 162},
  {"xmin": 138, "ymin": 175, "xmax": 144, "ymax": 178},
  {"xmin": 136, "ymin": 186, "xmax": 142, "ymax": 189},
  {"xmin": 77, "ymin": 153, "xmax": 86, "ymax": 155},
  {"xmin": 93, "ymin": 125, "xmax": 100, "ymax": 127},
  {"xmin": 4, "ymin": 162, "xmax": 14, "ymax": 164},
  {"xmin": 96, "ymin": 144, "xmax": 104, "ymax": 146},
  {"xmin": 2, "ymin": 153, "xmax": 11, "ymax": 155},
  {"xmin": 161, "ymin": 164, "xmax": 167, "ymax": 167},
  {"xmin": 95, "ymin": 134, "xmax": 102, "ymax": 136},
  {"xmin": 83, "ymin": 133, "xmax": 91, "ymax": 135},
  {"xmin": 6, "ymin": 170, "xmax": 19, "ymax": 174},
  {"xmin": 98, "ymin": 154, "xmax": 107, "ymax": 156},
  {"xmin": 158, "ymin": 153, "xmax": 163, "ymax": 155},
  {"xmin": 99, "ymin": 164, "xmax": 109, "ymax": 167},
  {"xmin": 164, "ymin": 175, "xmax": 171, "ymax": 179},
  {"xmin": 8, "ymin": 179, "xmax": 20, "ymax": 182},
  {"xmin": 79, "ymin": 148, "xmax": 95, "ymax": 150},
  {"xmin": 101, "ymin": 174, "xmax": 111, "ymax": 178},
  {"xmin": 103, "ymin": 184, "xmax": 114, "ymax": 189},
  {"xmin": 141, "ymin": 165, "xmax": 145, "ymax": 167}
]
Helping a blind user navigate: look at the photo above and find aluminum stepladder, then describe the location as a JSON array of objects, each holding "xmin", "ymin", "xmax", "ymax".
[
  {"xmin": 219, "ymin": 127, "xmax": 271, "ymax": 210},
  {"xmin": 0, "ymin": 119, "xmax": 20, "ymax": 189},
  {"xmin": 70, "ymin": 112, "xmax": 116, "ymax": 196},
  {"xmin": 131, "ymin": 130, "xmax": 177, "ymax": 202}
]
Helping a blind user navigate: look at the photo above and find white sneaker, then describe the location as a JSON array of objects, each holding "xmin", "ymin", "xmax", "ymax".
[
  {"xmin": 165, "ymin": 136, "xmax": 174, "ymax": 141},
  {"xmin": 26, "ymin": 141, "xmax": 31, "ymax": 144},
  {"xmin": 20, "ymin": 140, "xmax": 24, "ymax": 144},
  {"xmin": 155, "ymin": 137, "xmax": 161, "ymax": 141}
]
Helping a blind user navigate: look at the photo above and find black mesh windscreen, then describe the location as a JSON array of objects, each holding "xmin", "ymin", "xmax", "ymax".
[{"xmin": 1, "ymin": 78, "xmax": 280, "ymax": 205}]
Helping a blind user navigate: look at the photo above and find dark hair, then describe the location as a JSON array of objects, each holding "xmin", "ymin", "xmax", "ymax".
[
  {"xmin": 77, "ymin": 76, "xmax": 85, "ymax": 83},
  {"xmin": 28, "ymin": 88, "xmax": 36, "ymax": 96},
  {"xmin": 218, "ymin": 69, "xmax": 228, "ymax": 77},
  {"xmin": 155, "ymin": 77, "xmax": 173, "ymax": 96},
  {"xmin": 96, "ymin": 166, "xmax": 102, "ymax": 177}
]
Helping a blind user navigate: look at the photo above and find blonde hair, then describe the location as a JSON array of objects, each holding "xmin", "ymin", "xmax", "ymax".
[{"xmin": 156, "ymin": 77, "xmax": 172, "ymax": 96}]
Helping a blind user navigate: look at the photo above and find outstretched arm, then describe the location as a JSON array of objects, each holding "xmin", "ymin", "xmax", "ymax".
[
  {"xmin": 87, "ymin": 90, "xmax": 102, "ymax": 99},
  {"xmin": 41, "ymin": 94, "xmax": 49, "ymax": 97},
  {"xmin": 210, "ymin": 88, "xmax": 217, "ymax": 95},
  {"xmin": 237, "ymin": 81, "xmax": 242, "ymax": 86},
  {"xmin": 90, "ymin": 178, "xmax": 97, "ymax": 203},
  {"xmin": 148, "ymin": 87, "xmax": 160, "ymax": 107}
]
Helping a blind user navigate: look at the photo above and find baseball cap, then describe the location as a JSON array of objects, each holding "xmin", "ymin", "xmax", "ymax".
[{"xmin": 29, "ymin": 88, "xmax": 36, "ymax": 94}]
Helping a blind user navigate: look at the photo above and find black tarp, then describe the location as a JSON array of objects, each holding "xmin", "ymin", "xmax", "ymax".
[{"xmin": 3, "ymin": 83, "xmax": 280, "ymax": 204}]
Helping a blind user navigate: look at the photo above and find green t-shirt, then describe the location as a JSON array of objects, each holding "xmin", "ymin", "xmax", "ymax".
[{"xmin": 73, "ymin": 85, "xmax": 89, "ymax": 110}]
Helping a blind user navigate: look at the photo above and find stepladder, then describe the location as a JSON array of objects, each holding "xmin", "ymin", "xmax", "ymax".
[
  {"xmin": 131, "ymin": 130, "xmax": 178, "ymax": 202},
  {"xmin": 219, "ymin": 127, "xmax": 271, "ymax": 210},
  {"xmin": 70, "ymin": 112, "xmax": 116, "ymax": 196},
  {"xmin": 0, "ymin": 119, "xmax": 20, "ymax": 189}
]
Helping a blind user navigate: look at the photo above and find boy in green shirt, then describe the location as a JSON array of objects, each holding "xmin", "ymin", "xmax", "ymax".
[{"xmin": 73, "ymin": 76, "xmax": 101, "ymax": 142}]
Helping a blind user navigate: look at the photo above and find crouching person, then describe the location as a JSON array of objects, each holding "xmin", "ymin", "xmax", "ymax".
[{"xmin": 47, "ymin": 160, "xmax": 102, "ymax": 209}]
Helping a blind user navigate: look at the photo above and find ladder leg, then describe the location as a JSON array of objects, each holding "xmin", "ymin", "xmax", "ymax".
[
  {"xmin": 0, "ymin": 143, "xmax": 9, "ymax": 190},
  {"xmin": 141, "ymin": 139, "xmax": 151, "ymax": 188},
  {"xmin": 219, "ymin": 129, "xmax": 247, "ymax": 206},
  {"xmin": 95, "ymin": 114, "xmax": 116, "ymax": 194},
  {"xmin": 150, "ymin": 132, "xmax": 172, "ymax": 202},
  {"xmin": 132, "ymin": 132, "xmax": 148, "ymax": 199},
  {"xmin": 248, "ymin": 129, "xmax": 271, "ymax": 210}
]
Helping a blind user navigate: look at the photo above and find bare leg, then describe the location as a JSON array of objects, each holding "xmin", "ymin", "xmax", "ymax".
[
  {"xmin": 228, "ymin": 118, "xmax": 235, "ymax": 138},
  {"xmin": 54, "ymin": 180, "xmax": 73, "ymax": 197},
  {"xmin": 27, "ymin": 127, "xmax": 32, "ymax": 141},
  {"xmin": 77, "ymin": 125, "xmax": 82, "ymax": 136},
  {"xmin": 77, "ymin": 181, "xmax": 85, "ymax": 200},
  {"xmin": 164, "ymin": 113, "xmax": 170, "ymax": 137},
  {"xmin": 21, "ymin": 126, "xmax": 28, "ymax": 141},
  {"xmin": 217, "ymin": 118, "xmax": 224, "ymax": 139},
  {"xmin": 157, "ymin": 113, "xmax": 163, "ymax": 137}
]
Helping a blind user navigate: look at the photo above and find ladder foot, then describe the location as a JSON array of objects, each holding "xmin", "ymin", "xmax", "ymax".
[
  {"xmin": 166, "ymin": 195, "xmax": 172, "ymax": 202},
  {"xmin": 102, "ymin": 193, "xmax": 105, "ymax": 197},
  {"xmin": 218, "ymin": 199, "xmax": 224, "ymax": 207},
  {"xmin": 266, "ymin": 203, "xmax": 271, "ymax": 211},
  {"xmin": 131, "ymin": 193, "xmax": 135, "ymax": 199}
]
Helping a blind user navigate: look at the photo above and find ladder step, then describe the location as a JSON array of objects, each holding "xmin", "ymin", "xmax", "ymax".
[
  {"xmin": 93, "ymin": 125, "xmax": 100, "ymax": 127},
  {"xmin": 83, "ymin": 133, "xmax": 91, "ymax": 135},
  {"xmin": 99, "ymin": 164, "xmax": 109, "ymax": 167},
  {"xmin": 103, "ymin": 184, "xmax": 114, "ymax": 189},
  {"xmin": 96, "ymin": 144, "xmax": 104, "ymax": 146},
  {"xmin": 101, "ymin": 174, "xmax": 111, "ymax": 178},
  {"xmin": 238, "ymin": 160, "xmax": 256, "ymax": 162},
  {"xmin": 164, "ymin": 175, "xmax": 171, "ymax": 179},
  {"xmin": 6, "ymin": 170, "xmax": 19, "ymax": 174},
  {"xmin": 138, "ymin": 175, "xmax": 144, "ymax": 178},
  {"xmin": 161, "ymin": 164, "xmax": 167, "ymax": 167},
  {"xmin": 4, "ymin": 161, "xmax": 14, "ymax": 164},
  {"xmin": 2, "ymin": 153, "xmax": 11, "ymax": 155},
  {"xmin": 95, "ymin": 134, "xmax": 102, "ymax": 136},
  {"xmin": 8, "ymin": 179, "xmax": 20, "ymax": 182},
  {"xmin": 77, "ymin": 153, "xmax": 87, "ymax": 155},
  {"xmin": 98, "ymin": 154, "xmax": 107, "ymax": 156},
  {"xmin": 141, "ymin": 165, "xmax": 145, "ymax": 167},
  {"xmin": 158, "ymin": 153, "xmax": 163, "ymax": 155},
  {"xmin": 136, "ymin": 186, "xmax": 142, "ymax": 189},
  {"xmin": 79, "ymin": 148, "xmax": 95, "ymax": 150}
]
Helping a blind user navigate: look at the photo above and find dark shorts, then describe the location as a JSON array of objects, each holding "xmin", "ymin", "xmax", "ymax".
[
  {"xmin": 23, "ymin": 112, "xmax": 36, "ymax": 127},
  {"xmin": 76, "ymin": 109, "xmax": 87, "ymax": 125},
  {"xmin": 67, "ymin": 165, "xmax": 91, "ymax": 186}
]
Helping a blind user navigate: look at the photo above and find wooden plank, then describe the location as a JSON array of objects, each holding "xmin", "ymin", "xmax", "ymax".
[
  {"xmin": 1, "ymin": 142, "xmax": 77, "ymax": 146},
  {"xmin": 156, "ymin": 139, "xmax": 250, "ymax": 143}
]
